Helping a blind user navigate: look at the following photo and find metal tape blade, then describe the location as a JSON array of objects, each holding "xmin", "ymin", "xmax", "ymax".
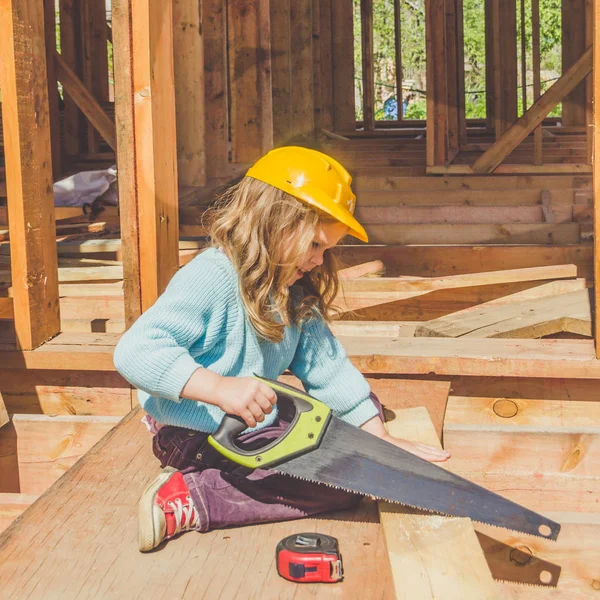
[{"xmin": 274, "ymin": 417, "xmax": 560, "ymax": 541}]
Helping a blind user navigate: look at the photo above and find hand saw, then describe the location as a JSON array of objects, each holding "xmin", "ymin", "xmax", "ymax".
[{"xmin": 208, "ymin": 376, "xmax": 561, "ymax": 541}]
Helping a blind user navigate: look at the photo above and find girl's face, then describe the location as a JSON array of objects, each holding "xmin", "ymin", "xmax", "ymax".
[{"xmin": 287, "ymin": 221, "xmax": 349, "ymax": 285}]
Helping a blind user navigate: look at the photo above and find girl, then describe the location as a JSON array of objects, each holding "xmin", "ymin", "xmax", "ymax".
[{"xmin": 113, "ymin": 146, "xmax": 449, "ymax": 553}]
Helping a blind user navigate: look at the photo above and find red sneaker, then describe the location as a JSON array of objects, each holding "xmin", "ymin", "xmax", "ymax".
[{"xmin": 138, "ymin": 467, "xmax": 200, "ymax": 552}]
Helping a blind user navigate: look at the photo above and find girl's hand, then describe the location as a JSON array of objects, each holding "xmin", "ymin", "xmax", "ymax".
[
  {"xmin": 360, "ymin": 415, "xmax": 450, "ymax": 463},
  {"xmin": 213, "ymin": 376, "xmax": 278, "ymax": 428}
]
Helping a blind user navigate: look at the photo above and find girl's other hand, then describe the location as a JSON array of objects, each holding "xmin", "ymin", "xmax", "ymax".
[{"xmin": 213, "ymin": 376, "xmax": 278, "ymax": 428}]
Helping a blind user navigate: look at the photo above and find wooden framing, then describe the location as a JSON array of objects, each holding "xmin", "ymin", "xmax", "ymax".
[
  {"xmin": 0, "ymin": 0, "xmax": 61, "ymax": 350},
  {"xmin": 360, "ymin": 0, "xmax": 375, "ymax": 131},
  {"xmin": 43, "ymin": 0, "xmax": 61, "ymax": 178},
  {"xmin": 473, "ymin": 47, "xmax": 593, "ymax": 173},
  {"xmin": 202, "ymin": 0, "xmax": 229, "ymax": 179},
  {"xmin": 172, "ymin": 0, "xmax": 207, "ymax": 186},
  {"xmin": 563, "ymin": 0, "xmax": 588, "ymax": 126},
  {"xmin": 594, "ymin": 0, "xmax": 600, "ymax": 359},
  {"xmin": 228, "ymin": 0, "xmax": 273, "ymax": 163},
  {"xmin": 331, "ymin": 0, "xmax": 355, "ymax": 131}
]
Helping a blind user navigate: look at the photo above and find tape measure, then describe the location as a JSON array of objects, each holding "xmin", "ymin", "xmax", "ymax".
[{"xmin": 276, "ymin": 533, "xmax": 343, "ymax": 583}]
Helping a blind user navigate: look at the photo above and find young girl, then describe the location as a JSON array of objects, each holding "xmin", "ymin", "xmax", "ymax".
[{"xmin": 113, "ymin": 146, "xmax": 449, "ymax": 553}]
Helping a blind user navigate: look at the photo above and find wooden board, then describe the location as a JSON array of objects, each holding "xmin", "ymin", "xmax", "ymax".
[
  {"xmin": 416, "ymin": 289, "xmax": 592, "ymax": 339},
  {"xmin": 0, "ymin": 0, "xmax": 61, "ymax": 349},
  {"xmin": 0, "ymin": 406, "xmax": 395, "ymax": 599},
  {"xmin": 379, "ymin": 407, "xmax": 497, "ymax": 599},
  {"xmin": 475, "ymin": 512, "xmax": 600, "ymax": 599},
  {"xmin": 0, "ymin": 414, "xmax": 121, "ymax": 494},
  {"xmin": 0, "ymin": 493, "xmax": 38, "ymax": 534},
  {"xmin": 0, "ymin": 392, "xmax": 8, "ymax": 429},
  {"xmin": 444, "ymin": 396, "xmax": 600, "ymax": 512}
]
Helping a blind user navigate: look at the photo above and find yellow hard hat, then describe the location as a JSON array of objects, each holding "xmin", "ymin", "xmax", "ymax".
[{"xmin": 246, "ymin": 146, "xmax": 368, "ymax": 243}]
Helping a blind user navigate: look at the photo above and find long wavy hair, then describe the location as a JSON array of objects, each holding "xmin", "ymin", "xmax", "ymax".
[{"xmin": 205, "ymin": 177, "xmax": 343, "ymax": 342}]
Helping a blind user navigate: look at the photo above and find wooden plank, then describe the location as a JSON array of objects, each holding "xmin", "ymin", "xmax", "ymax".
[
  {"xmin": 130, "ymin": 0, "xmax": 180, "ymax": 312},
  {"xmin": 414, "ymin": 278, "xmax": 587, "ymax": 334},
  {"xmin": 0, "ymin": 407, "xmax": 394, "ymax": 598},
  {"xmin": 202, "ymin": 0, "xmax": 229, "ymax": 178},
  {"xmin": 54, "ymin": 51, "xmax": 117, "ymax": 151},
  {"xmin": 416, "ymin": 289, "xmax": 592, "ymax": 339},
  {"xmin": 364, "ymin": 223, "xmax": 581, "ymax": 245},
  {"xmin": 532, "ymin": 0, "xmax": 542, "ymax": 164},
  {"xmin": 0, "ymin": 265, "xmax": 122, "ymax": 285},
  {"xmin": 270, "ymin": 0, "xmax": 292, "ymax": 145},
  {"xmin": 379, "ymin": 407, "xmax": 497, "ymax": 600},
  {"xmin": 360, "ymin": 0, "xmax": 374, "ymax": 131},
  {"xmin": 59, "ymin": 0, "xmax": 83, "ymax": 156},
  {"xmin": 338, "ymin": 260, "xmax": 385, "ymax": 279},
  {"xmin": 0, "ymin": 369, "xmax": 132, "ymax": 416},
  {"xmin": 0, "ymin": 394, "xmax": 8, "ymax": 430},
  {"xmin": 331, "ymin": 0, "xmax": 355, "ymax": 131},
  {"xmin": 562, "ymin": 0, "xmax": 587, "ymax": 126},
  {"xmin": 426, "ymin": 0, "xmax": 448, "ymax": 166},
  {"xmin": 473, "ymin": 47, "xmax": 593, "ymax": 173},
  {"xmin": 173, "ymin": 0, "xmax": 206, "ymax": 187},
  {"xmin": 341, "ymin": 337, "xmax": 600, "ymax": 379},
  {"xmin": 475, "ymin": 512, "xmax": 600, "ymax": 599},
  {"xmin": 0, "ymin": 493, "xmax": 38, "ymax": 534},
  {"xmin": 0, "ymin": 414, "xmax": 120, "ymax": 494},
  {"xmin": 43, "ymin": 0, "xmax": 61, "ymax": 179},
  {"xmin": 228, "ymin": 0, "xmax": 273, "ymax": 162},
  {"xmin": 0, "ymin": 0, "xmax": 61, "ymax": 350},
  {"xmin": 318, "ymin": 0, "xmax": 334, "ymax": 131},
  {"xmin": 393, "ymin": 0, "xmax": 402, "ymax": 123},
  {"xmin": 444, "ymin": 396, "xmax": 600, "ymax": 512},
  {"xmin": 428, "ymin": 163, "xmax": 593, "ymax": 175},
  {"xmin": 81, "ymin": 0, "xmax": 109, "ymax": 153},
  {"xmin": 291, "ymin": 0, "xmax": 315, "ymax": 139},
  {"xmin": 595, "ymin": 0, "xmax": 600, "ymax": 358}
]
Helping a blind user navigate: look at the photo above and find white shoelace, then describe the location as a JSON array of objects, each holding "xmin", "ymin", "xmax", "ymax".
[{"xmin": 168, "ymin": 496, "xmax": 200, "ymax": 535}]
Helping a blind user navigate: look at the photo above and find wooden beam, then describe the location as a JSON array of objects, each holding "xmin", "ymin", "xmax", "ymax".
[
  {"xmin": 562, "ymin": 0, "xmax": 588, "ymax": 126},
  {"xmin": 270, "ymin": 0, "xmax": 292, "ymax": 145},
  {"xmin": 0, "ymin": 493, "xmax": 38, "ymax": 534},
  {"xmin": 130, "ymin": 0, "xmax": 180, "ymax": 312},
  {"xmin": 426, "ymin": 0, "xmax": 448, "ymax": 166},
  {"xmin": 472, "ymin": 47, "xmax": 593, "ymax": 173},
  {"xmin": 318, "ymin": 0, "xmax": 334, "ymax": 131},
  {"xmin": 54, "ymin": 51, "xmax": 117, "ymax": 151},
  {"xmin": 81, "ymin": 0, "xmax": 110, "ymax": 153},
  {"xmin": 415, "ymin": 289, "xmax": 592, "ymax": 339},
  {"xmin": 595, "ymin": 0, "xmax": 600, "ymax": 359},
  {"xmin": 291, "ymin": 0, "xmax": 315, "ymax": 139},
  {"xmin": 43, "ymin": 0, "xmax": 61, "ymax": 179},
  {"xmin": 331, "ymin": 0, "xmax": 355, "ymax": 131},
  {"xmin": 379, "ymin": 407, "xmax": 497, "ymax": 599},
  {"xmin": 173, "ymin": 0, "xmax": 207, "ymax": 186},
  {"xmin": 59, "ymin": 0, "xmax": 84, "ymax": 156},
  {"xmin": 203, "ymin": 0, "xmax": 229, "ymax": 178},
  {"xmin": 106, "ymin": 0, "xmax": 142, "ymax": 327},
  {"xmin": 0, "ymin": 0, "xmax": 61, "ymax": 350},
  {"xmin": 444, "ymin": 396, "xmax": 600, "ymax": 512},
  {"xmin": 360, "ymin": 0, "xmax": 375, "ymax": 131},
  {"xmin": 394, "ymin": 0, "xmax": 402, "ymax": 122},
  {"xmin": 0, "ymin": 414, "xmax": 120, "ymax": 494},
  {"xmin": 228, "ymin": 0, "xmax": 273, "ymax": 163}
]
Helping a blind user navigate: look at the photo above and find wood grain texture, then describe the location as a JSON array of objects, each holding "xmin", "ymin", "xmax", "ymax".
[{"xmin": 379, "ymin": 407, "xmax": 497, "ymax": 599}]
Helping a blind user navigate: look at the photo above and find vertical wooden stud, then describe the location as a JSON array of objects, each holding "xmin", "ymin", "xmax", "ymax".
[
  {"xmin": 173, "ymin": 0, "xmax": 207, "ymax": 186},
  {"xmin": 562, "ymin": 0, "xmax": 587, "ymax": 126},
  {"xmin": 593, "ymin": 0, "xmax": 600, "ymax": 358},
  {"xmin": 532, "ymin": 0, "xmax": 543, "ymax": 164},
  {"xmin": 0, "ymin": 0, "xmax": 61, "ymax": 349},
  {"xmin": 361, "ymin": 0, "xmax": 375, "ymax": 130},
  {"xmin": 43, "ymin": 0, "xmax": 61, "ymax": 179},
  {"xmin": 290, "ymin": 0, "xmax": 315, "ymax": 139},
  {"xmin": 270, "ymin": 0, "xmax": 292, "ymax": 145},
  {"xmin": 484, "ymin": 0, "xmax": 494, "ymax": 129},
  {"xmin": 445, "ymin": 0, "xmax": 459, "ymax": 157},
  {"xmin": 228, "ymin": 0, "xmax": 273, "ymax": 163},
  {"xmin": 312, "ymin": 0, "xmax": 323, "ymax": 133},
  {"xmin": 203, "ymin": 0, "xmax": 229, "ymax": 178},
  {"xmin": 455, "ymin": 0, "xmax": 467, "ymax": 148},
  {"xmin": 394, "ymin": 0, "xmax": 403, "ymax": 121},
  {"xmin": 520, "ymin": 0, "xmax": 527, "ymax": 113},
  {"xmin": 332, "ymin": 0, "xmax": 355, "ymax": 131},
  {"xmin": 319, "ymin": 0, "xmax": 335, "ymax": 131}
]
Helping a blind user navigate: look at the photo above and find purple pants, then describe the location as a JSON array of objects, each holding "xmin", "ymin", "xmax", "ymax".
[{"xmin": 152, "ymin": 393, "xmax": 384, "ymax": 532}]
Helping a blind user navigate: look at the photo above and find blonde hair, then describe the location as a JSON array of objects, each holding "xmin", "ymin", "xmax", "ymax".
[{"xmin": 205, "ymin": 177, "xmax": 342, "ymax": 342}]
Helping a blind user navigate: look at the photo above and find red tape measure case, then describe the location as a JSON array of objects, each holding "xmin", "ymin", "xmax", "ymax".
[{"xmin": 276, "ymin": 533, "xmax": 343, "ymax": 583}]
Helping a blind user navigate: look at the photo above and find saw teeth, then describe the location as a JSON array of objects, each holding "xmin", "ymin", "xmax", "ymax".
[
  {"xmin": 493, "ymin": 579, "xmax": 559, "ymax": 589},
  {"xmin": 277, "ymin": 470, "xmax": 558, "ymax": 541}
]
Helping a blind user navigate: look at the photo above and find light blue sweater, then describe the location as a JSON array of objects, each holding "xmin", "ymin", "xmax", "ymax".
[{"xmin": 113, "ymin": 247, "xmax": 377, "ymax": 432}]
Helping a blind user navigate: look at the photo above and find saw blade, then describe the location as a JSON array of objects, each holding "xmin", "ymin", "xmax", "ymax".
[
  {"xmin": 476, "ymin": 531, "xmax": 561, "ymax": 587},
  {"xmin": 273, "ymin": 416, "xmax": 560, "ymax": 541}
]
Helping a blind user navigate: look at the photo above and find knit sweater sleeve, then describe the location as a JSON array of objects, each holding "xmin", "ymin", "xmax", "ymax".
[
  {"xmin": 113, "ymin": 254, "xmax": 237, "ymax": 402},
  {"xmin": 288, "ymin": 311, "xmax": 379, "ymax": 427}
]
